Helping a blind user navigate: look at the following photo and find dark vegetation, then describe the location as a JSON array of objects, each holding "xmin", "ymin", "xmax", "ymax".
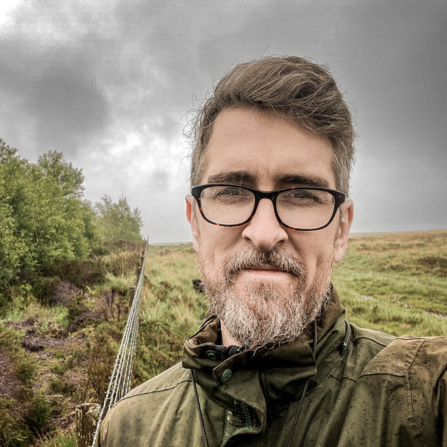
[
  {"xmin": 0, "ymin": 138, "xmax": 145, "ymax": 446},
  {"xmin": 0, "ymin": 247, "xmax": 144, "ymax": 446}
]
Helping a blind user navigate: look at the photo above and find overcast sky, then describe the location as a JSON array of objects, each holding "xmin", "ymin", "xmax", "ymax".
[{"xmin": 0, "ymin": 0, "xmax": 446, "ymax": 243}]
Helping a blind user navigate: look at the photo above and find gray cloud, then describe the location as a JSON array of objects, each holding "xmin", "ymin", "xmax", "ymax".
[
  {"xmin": 0, "ymin": 0, "xmax": 446, "ymax": 241},
  {"xmin": 27, "ymin": 63, "xmax": 108, "ymax": 152}
]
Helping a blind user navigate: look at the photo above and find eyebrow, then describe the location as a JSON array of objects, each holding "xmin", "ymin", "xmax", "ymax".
[
  {"xmin": 277, "ymin": 174, "xmax": 331, "ymax": 189},
  {"xmin": 206, "ymin": 171, "xmax": 331, "ymax": 189},
  {"xmin": 207, "ymin": 171, "xmax": 256, "ymax": 184}
]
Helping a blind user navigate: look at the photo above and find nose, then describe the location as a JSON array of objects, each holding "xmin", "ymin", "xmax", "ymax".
[{"xmin": 242, "ymin": 198, "xmax": 288, "ymax": 251}]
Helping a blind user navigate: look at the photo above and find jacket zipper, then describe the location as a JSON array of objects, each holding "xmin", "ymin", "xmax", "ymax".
[{"xmin": 235, "ymin": 400, "xmax": 253, "ymax": 429}]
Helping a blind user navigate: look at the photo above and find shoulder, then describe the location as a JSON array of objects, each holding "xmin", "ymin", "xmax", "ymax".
[
  {"xmin": 338, "ymin": 335, "xmax": 447, "ymax": 444},
  {"xmin": 350, "ymin": 322, "xmax": 396, "ymax": 347},
  {"xmin": 359, "ymin": 335, "xmax": 447, "ymax": 441},
  {"xmin": 124, "ymin": 362, "xmax": 191, "ymax": 399},
  {"xmin": 108, "ymin": 362, "xmax": 192, "ymax": 418},
  {"xmin": 361, "ymin": 334, "xmax": 447, "ymax": 378},
  {"xmin": 97, "ymin": 363, "xmax": 195, "ymax": 446},
  {"xmin": 330, "ymin": 323, "xmax": 395, "ymax": 382}
]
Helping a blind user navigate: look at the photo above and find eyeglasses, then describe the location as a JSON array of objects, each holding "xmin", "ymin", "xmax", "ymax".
[{"xmin": 191, "ymin": 184, "xmax": 346, "ymax": 231}]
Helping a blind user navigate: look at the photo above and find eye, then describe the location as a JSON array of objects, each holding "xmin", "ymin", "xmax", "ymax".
[
  {"xmin": 202, "ymin": 186, "xmax": 253, "ymax": 204},
  {"xmin": 282, "ymin": 190, "xmax": 319, "ymax": 200},
  {"xmin": 216, "ymin": 187, "xmax": 248, "ymax": 197},
  {"xmin": 279, "ymin": 189, "xmax": 333, "ymax": 207}
]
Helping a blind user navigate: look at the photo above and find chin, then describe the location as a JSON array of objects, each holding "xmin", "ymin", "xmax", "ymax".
[{"xmin": 233, "ymin": 274, "xmax": 300, "ymax": 300}]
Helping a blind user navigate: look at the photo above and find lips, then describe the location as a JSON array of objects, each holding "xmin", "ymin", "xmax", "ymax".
[
  {"xmin": 238, "ymin": 264, "xmax": 293, "ymax": 277},
  {"xmin": 246, "ymin": 265, "xmax": 287, "ymax": 273}
]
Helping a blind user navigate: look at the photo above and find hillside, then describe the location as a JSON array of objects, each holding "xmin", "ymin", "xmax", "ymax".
[{"xmin": 0, "ymin": 243, "xmax": 146, "ymax": 446}]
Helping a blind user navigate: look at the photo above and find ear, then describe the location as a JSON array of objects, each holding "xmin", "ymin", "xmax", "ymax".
[
  {"xmin": 186, "ymin": 195, "xmax": 200, "ymax": 253},
  {"xmin": 333, "ymin": 199, "xmax": 354, "ymax": 264}
]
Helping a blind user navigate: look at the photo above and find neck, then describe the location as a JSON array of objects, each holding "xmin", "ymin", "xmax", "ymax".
[{"xmin": 220, "ymin": 321, "xmax": 242, "ymax": 347}]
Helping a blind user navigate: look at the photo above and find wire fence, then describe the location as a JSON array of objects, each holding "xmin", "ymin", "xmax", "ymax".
[{"xmin": 90, "ymin": 241, "xmax": 148, "ymax": 447}]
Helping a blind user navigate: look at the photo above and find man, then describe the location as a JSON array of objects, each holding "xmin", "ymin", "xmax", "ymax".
[{"xmin": 97, "ymin": 57, "xmax": 447, "ymax": 446}]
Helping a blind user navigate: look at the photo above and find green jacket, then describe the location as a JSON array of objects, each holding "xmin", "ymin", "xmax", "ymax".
[{"xmin": 97, "ymin": 290, "xmax": 447, "ymax": 446}]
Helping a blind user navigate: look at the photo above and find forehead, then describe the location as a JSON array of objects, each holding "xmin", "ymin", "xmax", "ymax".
[{"xmin": 201, "ymin": 107, "xmax": 336, "ymax": 189}]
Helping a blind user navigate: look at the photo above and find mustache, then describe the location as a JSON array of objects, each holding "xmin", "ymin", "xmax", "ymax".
[{"xmin": 224, "ymin": 248, "xmax": 307, "ymax": 283}]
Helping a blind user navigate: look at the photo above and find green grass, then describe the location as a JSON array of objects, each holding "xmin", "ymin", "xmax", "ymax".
[
  {"xmin": 134, "ymin": 249, "xmax": 206, "ymax": 382},
  {"xmin": 1, "ymin": 302, "xmax": 70, "ymax": 328},
  {"xmin": 333, "ymin": 230, "xmax": 447, "ymax": 336},
  {"xmin": 34, "ymin": 433, "xmax": 76, "ymax": 447}
]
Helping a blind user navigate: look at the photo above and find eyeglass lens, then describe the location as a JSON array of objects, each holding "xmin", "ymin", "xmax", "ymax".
[{"xmin": 200, "ymin": 185, "xmax": 336, "ymax": 229}]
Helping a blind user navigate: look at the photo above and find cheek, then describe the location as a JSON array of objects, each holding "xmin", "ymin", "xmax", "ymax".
[
  {"xmin": 288, "ymin": 228, "xmax": 337, "ymax": 269},
  {"xmin": 198, "ymin": 223, "xmax": 243, "ymax": 268}
]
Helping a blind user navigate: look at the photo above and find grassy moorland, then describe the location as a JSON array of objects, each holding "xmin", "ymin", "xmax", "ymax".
[
  {"xmin": 0, "ymin": 230, "xmax": 446, "ymax": 446},
  {"xmin": 333, "ymin": 229, "xmax": 447, "ymax": 336}
]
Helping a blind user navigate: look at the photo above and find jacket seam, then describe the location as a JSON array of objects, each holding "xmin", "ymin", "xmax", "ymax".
[
  {"xmin": 352, "ymin": 335, "xmax": 391, "ymax": 347},
  {"xmin": 359, "ymin": 371, "xmax": 408, "ymax": 378},
  {"xmin": 360, "ymin": 338, "xmax": 425, "ymax": 379},
  {"xmin": 114, "ymin": 379, "xmax": 192, "ymax": 405},
  {"xmin": 408, "ymin": 339, "xmax": 427, "ymax": 445},
  {"xmin": 328, "ymin": 373, "xmax": 358, "ymax": 383},
  {"xmin": 326, "ymin": 348, "xmax": 359, "ymax": 383}
]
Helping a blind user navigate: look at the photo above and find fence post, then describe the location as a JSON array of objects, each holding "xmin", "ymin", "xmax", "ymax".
[{"xmin": 76, "ymin": 403, "xmax": 100, "ymax": 447}]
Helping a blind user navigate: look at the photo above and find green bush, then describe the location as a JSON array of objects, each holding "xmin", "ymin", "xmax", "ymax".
[
  {"xmin": 49, "ymin": 378, "xmax": 74, "ymax": 394},
  {"xmin": 95, "ymin": 195, "xmax": 143, "ymax": 244},
  {"xmin": 81, "ymin": 323, "xmax": 122, "ymax": 404},
  {"xmin": 31, "ymin": 276, "xmax": 61, "ymax": 305},
  {"xmin": 0, "ymin": 398, "xmax": 34, "ymax": 447},
  {"xmin": 27, "ymin": 393, "xmax": 51, "ymax": 434},
  {"xmin": 0, "ymin": 141, "xmax": 100, "ymax": 279},
  {"xmin": 0, "ymin": 197, "xmax": 27, "ymax": 288},
  {"xmin": 0, "ymin": 324, "xmax": 36, "ymax": 388}
]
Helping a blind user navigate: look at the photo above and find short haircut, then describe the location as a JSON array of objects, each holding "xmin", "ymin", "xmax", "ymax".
[{"xmin": 189, "ymin": 56, "xmax": 356, "ymax": 196}]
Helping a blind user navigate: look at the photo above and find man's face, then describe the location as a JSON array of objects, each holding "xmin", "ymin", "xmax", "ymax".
[{"xmin": 186, "ymin": 107, "xmax": 353, "ymax": 350}]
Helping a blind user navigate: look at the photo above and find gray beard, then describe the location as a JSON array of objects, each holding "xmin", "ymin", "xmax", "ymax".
[{"xmin": 199, "ymin": 247, "xmax": 334, "ymax": 352}]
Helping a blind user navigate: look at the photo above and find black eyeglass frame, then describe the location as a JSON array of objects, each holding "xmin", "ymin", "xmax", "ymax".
[{"xmin": 191, "ymin": 183, "xmax": 346, "ymax": 231}]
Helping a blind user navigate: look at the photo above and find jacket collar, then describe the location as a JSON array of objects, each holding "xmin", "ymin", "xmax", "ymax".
[{"xmin": 182, "ymin": 287, "xmax": 346, "ymax": 415}]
